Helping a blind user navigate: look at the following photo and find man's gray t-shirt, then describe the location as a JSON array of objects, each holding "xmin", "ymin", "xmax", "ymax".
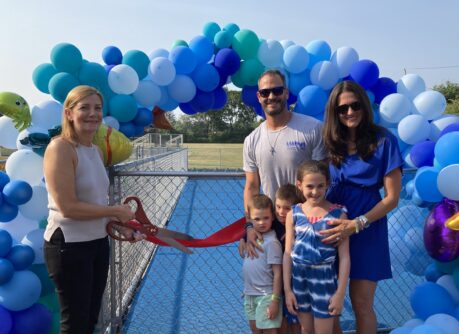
[
  {"xmin": 243, "ymin": 112, "xmax": 327, "ymax": 201},
  {"xmin": 242, "ymin": 230, "xmax": 282, "ymax": 295}
]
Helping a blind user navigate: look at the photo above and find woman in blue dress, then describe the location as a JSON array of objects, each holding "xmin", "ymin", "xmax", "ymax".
[{"xmin": 321, "ymin": 80, "xmax": 403, "ymax": 334}]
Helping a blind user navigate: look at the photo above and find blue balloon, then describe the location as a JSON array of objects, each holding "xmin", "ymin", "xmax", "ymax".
[
  {"xmin": 410, "ymin": 324, "xmax": 443, "ymax": 334},
  {"xmin": 241, "ymin": 86, "xmax": 259, "ymax": 107},
  {"xmin": 305, "ymin": 40, "xmax": 331, "ymax": 69},
  {"xmin": 7, "ymin": 245, "xmax": 35, "ymax": 271},
  {"xmin": 102, "ymin": 46, "xmax": 122, "ymax": 65},
  {"xmin": 439, "ymin": 123, "xmax": 459, "ymax": 138},
  {"xmin": 371, "ymin": 77, "xmax": 397, "ymax": 104},
  {"xmin": 179, "ymin": 103, "xmax": 198, "ymax": 115},
  {"xmin": 133, "ymin": 108, "xmax": 153, "ymax": 127},
  {"xmin": 410, "ymin": 141, "xmax": 435, "ymax": 168},
  {"xmin": 189, "ymin": 35, "xmax": 214, "ymax": 64},
  {"xmin": 434, "ymin": 131, "xmax": 459, "ymax": 167},
  {"xmin": 389, "ymin": 327, "xmax": 412, "ymax": 334},
  {"xmin": 212, "ymin": 87, "xmax": 227, "ymax": 110},
  {"xmin": 109, "ymin": 94, "xmax": 137, "ymax": 123},
  {"xmin": 0, "ymin": 230, "xmax": 12, "ymax": 257},
  {"xmin": 77, "ymin": 62, "xmax": 108, "ymax": 91},
  {"xmin": 288, "ymin": 69, "xmax": 311, "ymax": 96},
  {"xmin": 425, "ymin": 263, "xmax": 443, "ymax": 282},
  {"xmin": 48, "ymin": 72, "xmax": 80, "ymax": 103},
  {"xmin": 0, "ymin": 305, "xmax": 12, "ymax": 334},
  {"xmin": 253, "ymin": 104, "xmax": 265, "ymax": 118},
  {"xmin": 349, "ymin": 59, "xmax": 380, "ymax": 89},
  {"xmin": 295, "ymin": 85, "xmax": 328, "ymax": 116},
  {"xmin": 414, "ymin": 167, "xmax": 443, "ymax": 203},
  {"xmin": 32, "ymin": 63, "xmax": 58, "ymax": 94},
  {"xmin": 50, "ymin": 43, "xmax": 82, "ymax": 74},
  {"xmin": 11, "ymin": 303, "xmax": 52, "ymax": 334},
  {"xmin": 191, "ymin": 64, "xmax": 220, "ymax": 92},
  {"xmin": 118, "ymin": 122, "xmax": 136, "ymax": 138},
  {"xmin": 169, "ymin": 46, "xmax": 197, "ymax": 75},
  {"xmin": 214, "ymin": 48, "xmax": 241, "ymax": 76},
  {"xmin": 0, "ymin": 202, "xmax": 18, "ymax": 222},
  {"xmin": 2, "ymin": 180, "xmax": 33, "ymax": 206},
  {"xmin": 122, "ymin": 50, "xmax": 150, "ymax": 80},
  {"xmin": 167, "ymin": 75, "xmax": 196, "ymax": 103},
  {"xmin": 0, "ymin": 172, "xmax": 9, "ymax": 192},
  {"xmin": 410, "ymin": 282, "xmax": 456, "ymax": 320},
  {"xmin": 190, "ymin": 90, "xmax": 215, "ymax": 112},
  {"xmin": 29, "ymin": 264, "xmax": 55, "ymax": 297},
  {"xmin": 283, "ymin": 45, "xmax": 309, "ymax": 74},
  {"xmin": 0, "ymin": 271, "xmax": 41, "ymax": 311},
  {"xmin": 0, "ymin": 259, "xmax": 14, "ymax": 285}
]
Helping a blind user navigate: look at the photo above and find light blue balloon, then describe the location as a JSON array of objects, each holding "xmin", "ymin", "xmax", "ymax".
[
  {"xmin": 288, "ymin": 69, "xmax": 311, "ymax": 96},
  {"xmin": 411, "ymin": 324, "xmax": 443, "ymax": 334},
  {"xmin": 132, "ymin": 80, "xmax": 162, "ymax": 108},
  {"xmin": 257, "ymin": 40, "xmax": 284, "ymax": 68},
  {"xmin": 310, "ymin": 61, "xmax": 339, "ymax": 90},
  {"xmin": 77, "ymin": 62, "xmax": 108, "ymax": 91},
  {"xmin": 0, "ymin": 271, "xmax": 41, "ymax": 311},
  {"xmin": 379, "ymin": 93, "xmax": 413, "ymax": 123},
  {"xmin": 202, "ymin": 21, "xmax": 220, "ymax": 40},
  {"xmin": 425, "ymin": 313, "xmax": 459, "ymax": 334},
  {"xmin": 109, "ymin": 94, "xmax": 137, "ymax": 122},
  {"xmin": 331, "ymin": 46, "xmax": 359, "ymax": 78},
  {"xmin": 191, "ymin": 64, "xmax": 220, "ymax": 92},
  {"xmin": 389, "ymin": 327, "xmax": 412, "ymax": 334},
  {"xmin": 295, "ymin": 85, "xmax": 327, "ymax": 116},
  {"xmin": 50, "ymin": 43, "xmax": 82, "ymax": 74},
  {"xmin": 169, "ymin": 46, "xmax": 197, "ymax": 75},
  {"xmin": 397, "ymin": 74, "xmax": 426, "ymax": 100},
  {"xmin": 414, "ymin": 166, "xmax": 442, "ymax": 202},
  {"xmin": 398, "ymin": 114, "xmax": 430, "ymax": 145},
  {"xmin": 410, "ymin": 282, "xmax": 456, "ymax": 320},
  {"xmin": 167, "ymin": 75, "xmax": 196, "ymax": 103},
  {"xmin": 48, "ymin": 72, "xmax": 80, "ymax": 103},
  {"xmin": 32, "ymin": 63, "xmax": 57, "ymax": 94},
  {"xmin": 148, "ymin": 57, "xmax": 176, "ymax": 86},
  {"xmin": 306, "ymin": 40, "xmax": 331, "ymax": 68},
  {"xmin": 403, "ymin": 318, "xmax": 424, "ymax": 328},
  {"xmin": 413, "ymin": 90, "xmax": 447, "ymax": 120},
  {"xmin": 189, "ymin": 35, "xmax": 214, "ymax": 64},
  {"xmin": 283, "ymin": 45, "xmax": 309, "ymax": 74},
  {"xmin": 122, "ymin": 50, "xmax": 150, "ymax": 80},
  {"xmin": 149, "ymin": 48, "xmax": 169, "ymax": 60},
  {"xmin": 434, "ymin": 132, "xmax": 459, "ymax": 167}
]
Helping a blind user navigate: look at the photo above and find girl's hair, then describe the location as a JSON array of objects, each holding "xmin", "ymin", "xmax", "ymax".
[
  {"xmin": 248, "ymin": 194, "xmax": 274, "ymax": 218},
  {"xmin": 275, "ymin": 183, "xmax": 304, "ymax": 204},
  {"xmin": 323, "ymin": 80, "xmax": 384, "ymax": 166},
  {"xmin": 296, "ymin": 160, "xmax": 330, "ymax": 183},
  {"xmin": 62, "ymin": 85, "xmax": 103, "ymax": 143}
]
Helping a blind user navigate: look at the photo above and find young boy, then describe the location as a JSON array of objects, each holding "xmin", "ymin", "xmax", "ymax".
[{"xmin": 242, "ymin": 194, "xmax": 283, "ymax": 334}]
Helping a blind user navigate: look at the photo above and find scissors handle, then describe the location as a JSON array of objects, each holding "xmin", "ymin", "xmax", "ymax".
[{"xmin": 106, "ymin": 221, "xmax": 135, "ymax": 242}]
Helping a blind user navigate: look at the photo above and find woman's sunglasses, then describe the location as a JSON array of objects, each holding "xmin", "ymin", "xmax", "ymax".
[
  {"xmin": 258, "ymin": 86, "xmax": 285, "ymax": 98},
  {"xmin": 335, "ymin": 101, "xmax": 362, "ymax": 115}
]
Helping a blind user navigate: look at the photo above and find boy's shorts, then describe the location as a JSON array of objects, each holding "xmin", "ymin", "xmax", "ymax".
[
  {"xmin": 292, "ymin": 262, "xmax": 337, "ymax": 318},
  {"xmin": 244, "ymin": 294, "xmax": 282, "ymax": 329}
]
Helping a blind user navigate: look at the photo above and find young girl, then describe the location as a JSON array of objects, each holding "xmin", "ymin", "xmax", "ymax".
[{"xmin": 283, "ymin": 161, "xmax": 350, "ymax": 334}]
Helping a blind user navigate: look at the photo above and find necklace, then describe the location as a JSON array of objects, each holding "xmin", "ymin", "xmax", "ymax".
[{"xmin": 266, "ymin": 126, "xmax": 282, "ymax": 155}]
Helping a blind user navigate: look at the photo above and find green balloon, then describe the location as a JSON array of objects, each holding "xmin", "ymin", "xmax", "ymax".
[
  {"xmin": 51, "ymin": 312, "xmax": 61, "ymax": 334},
  {"xmin": 240, "ymin": 59, "xmax": 265, "ymax": 86},
  {"xmin": 39, "ymin": 292, "xmax": 60, "ymax": 312},
  {"xmin": 232, "ymin": 29, "xmax": 260, "ymax": 60},
  {"xmin": 172, "ymin": 39, "xmax": 188, "ymax": 49},
  {"xmin": 39, "ymin": 219, "xmax": 48, "ymax": 229},
  {"xmin": 435, "ymin": 258, "xmax": 459, "ymax": 275}
]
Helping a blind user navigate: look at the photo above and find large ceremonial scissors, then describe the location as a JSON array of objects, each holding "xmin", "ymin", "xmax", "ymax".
[{"xmin": 106, "ymin": 196, "xmax": 193, "ymax": 254}]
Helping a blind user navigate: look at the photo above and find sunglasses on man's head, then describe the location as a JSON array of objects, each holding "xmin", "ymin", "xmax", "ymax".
[
  {"xmin": 258, "ymin": 86, "xmax": 285, "ymax": 98},
  {"xmin": 335, "ymin": 101, "xmax": 362, "ymax": 115}
]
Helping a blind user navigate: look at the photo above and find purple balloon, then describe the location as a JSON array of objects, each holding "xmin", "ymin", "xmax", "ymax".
[
  {"xmin": 439, "ymin": 123, "xmax": 459, "ymax": 138},
  {"xmin": 424, "ymin": 198, "xmax": 459, "ymax": 262},
  {"xmin": 410, "ymin": 140, "xmax": 435, "ymax": 168}
]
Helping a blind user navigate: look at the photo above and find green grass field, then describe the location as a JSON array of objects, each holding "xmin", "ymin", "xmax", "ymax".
[{"xmin": 183, "ymin": 143, "xmax": 243, "ymax": 169}]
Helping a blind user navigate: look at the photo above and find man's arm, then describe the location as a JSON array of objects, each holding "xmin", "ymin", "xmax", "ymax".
[{"xmin": 244, "ymin": 171, "xmax": 261, "ymax": 217}]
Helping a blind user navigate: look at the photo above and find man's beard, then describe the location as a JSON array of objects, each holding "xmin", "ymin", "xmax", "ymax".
[{"xmin": 263, "ymin": 100, "xmax": 287, "ymax": 116}]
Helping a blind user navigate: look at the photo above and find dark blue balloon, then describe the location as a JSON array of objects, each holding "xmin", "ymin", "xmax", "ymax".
[
  {"xmin": 370, "ymin": 77, "xmax": 397, "ymax": 104},
  {"xmin": 253, "ymin": 104, "xmax": 265, "ymax": 119},
  {"xmin": 287, "ymin": 93, "xmax": 297, "ymax": 106},
  {"xmin": 0, "ymin": 258, "xmax": 14, "ymax": 285},
  {"xmin": 0, "ymin": 172, "xmax": 10, "ymax": 192},
  {"xmin": 0, "ymin": 230, "xmax": 12, "ymax": 257},
  {"xmin": 0, "ymin": 305, "xmax": 12, "ymax": 334},
  {"xmin": 7, "ymin": 245, "xmax": 35, "ymax": 270},
  {"xmin": 349, "ymin": 59, "xmax": 379, "ymax": 89},
  {"xmin": 2, "ymin": 180, "xmax": 33, "ymax": 206},
  {"xmin": 410, "ymin": 140, "xmax": 435, "ymax": 168},
  {"xmin": 0, "ymin": 202, "xmax": 19, "ymax": 222},
  {"xmin": 133, "ymin": 108, "xmax": 153, "ymax": 127},
  {"xmin": 241, "ymin": 86, "xmax": 258, "ymax": 107},
  {"xmin": 118, "ymin": 122, "xmax": 136, "ymax": 138},
  {"xmin": 190, "ymin": 90, "xmax": 215, "ymax": 112},
  {"xmin": 11, "ymin": 303, "xmax": 52, "ymax": 334},
  {"xmin": 213, "ymin": 87, "xmax": 227, "ymax": 110},
  {"xmin": 214, "ymin": 48, "xmax": 241, "ymax": 76},
  {"xmin": 102, "ymin": 46, "xmax": 122, "ymax": 65},
  {"xmin": 104, "ymin": 64, "xmax": 115, "ymax": 73},
  {"xmin": 179, "ymin": 103, "xmax": 198, "ymax": 115}
]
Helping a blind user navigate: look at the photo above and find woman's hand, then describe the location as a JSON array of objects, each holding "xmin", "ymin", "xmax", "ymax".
[
  {"xmin": 115, "ymin": 225, "xmax": 147, "ymax": 242},
  {"xmin": 284, "ymin": 290, "xmax": 298, "ymax": 315},
  {"xmin": 238, "ymin": 238, "xmax": 247, "ymax": 258},
  {"xmin": 320, "ymin": 218, "xmax": 355, "ymax": 245},
  {"xmin": 246, "ymin": 227, "xmax": 264, "ymax": 259},
  {"xmin": 328, "ymin": 293, "xmax": 344, "ymax": 316},
  {"xmin": 114, "ymin": 204, "xmax": 135, "ymax": 223}
]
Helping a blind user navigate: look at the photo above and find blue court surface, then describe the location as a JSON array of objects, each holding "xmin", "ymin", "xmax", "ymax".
[{"xmin": 122, "ymin": 177, "xmax": 429, "ymax": 333}]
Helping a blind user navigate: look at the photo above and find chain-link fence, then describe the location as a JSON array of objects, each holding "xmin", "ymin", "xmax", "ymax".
[{"xmin": 100, "ymin": 147, "xmax": 430, "ymax": 334}]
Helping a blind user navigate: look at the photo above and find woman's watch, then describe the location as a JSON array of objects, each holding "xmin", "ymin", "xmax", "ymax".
[{"xmin": 357, "ymin": 215, "xmax": 370, "ymax": 229}]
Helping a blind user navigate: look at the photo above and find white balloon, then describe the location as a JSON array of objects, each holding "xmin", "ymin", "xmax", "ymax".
[
  {"xmin": 437, "ymin": 164, "xmax": 459, "ymax": 200},
  {"xmin": 397, "ymin": 74, "xmax": 426, "ymax": 100},
  {"xmin": 0, "ymin": 117, "xmax": 20, "ymax": 149},
  {"xmin": 413, "ymin": 90, "xmax": 447, "ymax": 120},
  {"xmin": 148, "ymin": 57, "xmax": 176, "ymax": 86},
  {"xmin": 0, "ymin": 213, "xmax": 38, "ymax": 243},
  {"xmin": 280, "ymin": 40, "xmax": 295, "ymax": 51},
  {"xmin": 149, "ymin": 48, "xmax": 169, "ymax": 60},
  {"xmin": 310, "ymin": 61, "xmax": 339, "ymax": 90},
  {"xmin": 379, "ymin": 93, "xmax": 413, "ymax": 123},
  {"xmin": 108, "ymin": 64, "xmax": 139, "ymax": 94},
  {"xmin": 257, "ymin": 40, "xmax": 284, "ymax": 68},
  {"xmin": 133, "ymin": 80, "xmax": 162, "ymax": 107},
  {"xmin": 16, "ymin": 126, "xmax": 48, "ymax": 150},
  {"xmin": 31, "ymin": 100, "xmax": 63, "ymax": 129},
  {"xmin": 5, "ymin": 150, "xmax": 44, "ymax": 185},
  {"xmin": 102, "ymin": 116, "xmax": 120, "ymax": 130},
  {"xmin": 429, "ymin": 115, "xmax": 459, "ymax": 141},
  {"xmin": 19, "ymin": 185, "xmax": 49, "ymax": 220},
  {"xmin": 21, "ymin": 229, "xmax": 45, "ymax": 264},
  {"xmin": 398, "ymin": 114, "xmax": 430, "ymax": 145}
]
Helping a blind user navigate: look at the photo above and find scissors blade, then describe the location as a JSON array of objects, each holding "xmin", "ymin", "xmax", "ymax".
[
  {"xmin": 156, "ymin": 235, "xmax": 193, "ymax": 254},
  {"xmin": 156, "ymin": 228, "xmax": 194, "ymax": 240}
]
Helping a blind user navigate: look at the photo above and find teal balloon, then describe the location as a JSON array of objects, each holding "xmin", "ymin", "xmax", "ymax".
[
  {"xmin": 48, "ymin": 72, "xmax": 80, "ymax": 103},
  {"xmin": 214, "ymin": 30, "xmax": 232, "ymax": 49},
  {"xmin": 231, "ymin": 70, "xmax": 245, "ymax": 89},
  {"xmin": 239, "ymin": 59, "xmax": 264, "ymax": 87},
  {"xmin": 108, "ymin": 94, "xmax": 137, "ymax": 122},
  {"xmin": 122, "ymin": 50, "xmax": 150, "ymax": 80},
  {"xmin": 30, "ymin": 263, "xmax": 55, "ymax": 296},
  {"xmin": 50, "ymin": 43, "xmax": 82, "ymax": 74},
  {"xmin": 435, "ymin": 257, "xmax": 459, "ymax": 275},
  {"xmin": 171, "ymin": 39, "xmax": 188, "ymax": 48},
  {"xmin": 223, "ymin": 22, "xmax": 240, "ymax": 37},
  {"xmin": 202, "ymin": 21, "xmax": 220, "ymax": 40},
  {"xmin": 32, "ymin": 63, "xmax": 57, "ymax": 94},
  {"xmin": 232, "ymin": 29, "xmax": 260, "ymax": 60},
  {"xmin": 78, "ymin": 62, "xmax": 108, "ymax": 91}
]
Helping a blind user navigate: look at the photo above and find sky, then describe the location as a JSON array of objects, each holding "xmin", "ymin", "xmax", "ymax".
[{"xmin": 1, "ymin": 0, "xmax": 458, "ymax": 108}]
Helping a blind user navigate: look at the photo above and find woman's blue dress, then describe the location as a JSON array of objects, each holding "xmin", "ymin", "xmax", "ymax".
[{"xmin": 326, "ymin": 130, "xmax": 403, "ymax": 281}]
